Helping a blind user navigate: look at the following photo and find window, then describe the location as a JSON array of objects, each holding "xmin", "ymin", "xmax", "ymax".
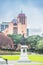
[
  {"xmin": 1, "ymin": 25, "xmax": 4, "ymax": 31},
  {"xmin": 20, "ymin": 17, "xmax": 25, "ymax": 24},
  {"xmin": 13, "ymin": 27, "xmax": 17, "ymax": 34},
  {"xmin": 5, "ymin": 25, "xmax": 8, "ymax": 29}
]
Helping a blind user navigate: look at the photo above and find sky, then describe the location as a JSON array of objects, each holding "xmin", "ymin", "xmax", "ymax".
[{"xmin": 0, "ymin": 0, "xmax": 43, "ymax": 35}]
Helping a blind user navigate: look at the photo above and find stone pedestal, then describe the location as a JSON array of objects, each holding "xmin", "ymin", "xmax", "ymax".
[{"xmin": 19, "ymin": 45, "xmax": 30, "ymax": 62}]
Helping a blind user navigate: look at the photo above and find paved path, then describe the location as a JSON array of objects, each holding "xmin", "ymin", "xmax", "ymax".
[{"xmin": 8, "ymin": 60, "xmax": 43, "ymax": 65}]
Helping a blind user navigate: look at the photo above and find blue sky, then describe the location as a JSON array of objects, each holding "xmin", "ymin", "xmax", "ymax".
[{"xmin": 0, "ymin": 0, "xmax": 43, "ymax": 35}]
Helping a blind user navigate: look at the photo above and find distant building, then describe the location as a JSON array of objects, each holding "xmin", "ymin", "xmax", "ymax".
[
  {"xmin": 27, "ymin": 28, "xmax": 29, "ymax": 36},
  {"xmin": 17, "ymin": 12, "xmax": 27, "ymax": 36},
  {"xmin": 0, "ymin": 22, "xmax": 9, "ymax": 32},
  {"xmin": 2, "ymin": 12, "xmax": 27, "ymax": 36}
]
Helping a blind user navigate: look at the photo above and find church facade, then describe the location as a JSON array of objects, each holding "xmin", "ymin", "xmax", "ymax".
[{"xmin": 2, "ymin": 12, "xmax": 27, "ymax": 36}]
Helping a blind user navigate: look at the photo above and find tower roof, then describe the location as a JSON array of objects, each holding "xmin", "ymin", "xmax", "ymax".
[{"xmin": 17, "ymin": 12, "xmax": 26, "ymax": 18}]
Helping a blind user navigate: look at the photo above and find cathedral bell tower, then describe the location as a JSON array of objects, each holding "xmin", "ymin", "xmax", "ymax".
[{"xmin": 17, "ymin": 11, "xmax": 27, "ymax": 36}]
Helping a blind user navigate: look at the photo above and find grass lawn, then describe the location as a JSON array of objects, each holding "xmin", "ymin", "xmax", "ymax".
[
  {"xmin": 1, "ymin": 55, "xmax": 20, "ymax": 60},
  {"xmin": 1, "ymin": 54, "xmax": 43, "ymax": 62},
  {"xmin": 28, "ymin": 54, "xmax": 43, "ymax": 62},
  {"xmin": 16, "ymin": 64, "xmax": 43, "ymax": 65}
]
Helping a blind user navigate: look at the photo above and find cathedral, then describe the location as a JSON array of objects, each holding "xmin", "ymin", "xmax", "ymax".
[{"xmin": 2, "ymin": 12, "xmax": 27, "ymax": 36}]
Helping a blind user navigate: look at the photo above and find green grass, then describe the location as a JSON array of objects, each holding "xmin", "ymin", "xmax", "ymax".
[
  {"xmin": 2, "ymin": 55, "xmax": 20, "ymax": 60},
  {"xmin": 1, "ymin": 54, "xmax": 43, "ymax": 62},
  {"xmin": 29, "ymin": 54, "xmax": 43, "ymax": 62}
]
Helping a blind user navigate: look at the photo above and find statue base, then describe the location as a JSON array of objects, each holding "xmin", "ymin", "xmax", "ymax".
[{"xmin": 18, "ymin": 45, "xmax": 31, "ymax": 62}]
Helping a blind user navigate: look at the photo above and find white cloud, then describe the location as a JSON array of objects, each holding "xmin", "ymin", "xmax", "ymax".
[
  {"xmin": 18, "ymin": 5, "xmax": 43, "ymax": 35},
  {"xmin": 26, "ymin": 6, "xmax": 43, "ymax": 35}
]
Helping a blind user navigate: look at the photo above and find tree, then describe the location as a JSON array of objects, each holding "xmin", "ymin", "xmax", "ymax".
[
  {"xmin": 0, "ymin": 33, "xmax": 14, "ymax": 49},
  {"xmin": 8, "ymin": 34, "xmax": 22, "ymax": 44},
  {"xmin": 36, "ymin": 40, "xmax": 43, "ymax": 50},
  {"xmin": 27, "ymin": 35, "xmax": 42, "ymax": 49}
]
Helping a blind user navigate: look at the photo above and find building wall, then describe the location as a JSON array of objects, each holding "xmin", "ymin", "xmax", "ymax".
[
  {"xmin": 17, "ymin": 12, "xmax": 27, "ymax": 36},
  {"xmin": 0, "ymin": 22, "xmax": 9, "ymax": 32},
  {"xmin": 27, "ymin": 28, "xmax": 29, "ymax": 36},
  {"xmin": 2, "ymin": 12, "xmax": 27, "ymax": 36},
  {"xmin": 3, "ymin": 22, "xmax": 18, "ymax": 35}
]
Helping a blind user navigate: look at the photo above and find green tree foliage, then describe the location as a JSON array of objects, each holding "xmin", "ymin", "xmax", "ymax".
[
  {"xmin": 36, "ymin": 40, "xmax": 43, "ymax": 50},
  {"xmin": 27, "ymin": 35, "xmax": 43, "ymax": 49},
  {"xmin": 8, "ymin": 34, "xmax": 43, "ymax": 52},
  {"xmin": 8, "ymin": 34, "xmax": 22, "ymax": 44}
]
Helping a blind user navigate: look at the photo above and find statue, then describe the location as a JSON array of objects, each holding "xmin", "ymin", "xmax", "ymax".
[
  {"xmin": 19, "ymin": 34, "xmax": 30, "ymax": 62},
  {"xmin": 20, "ymin": 34, "xmax": 26, "ymax": 45}
]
